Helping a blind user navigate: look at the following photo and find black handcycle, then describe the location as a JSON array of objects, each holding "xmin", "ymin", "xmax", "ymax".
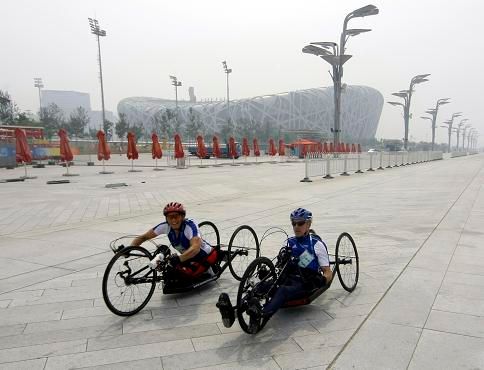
[
  {"xmin": 219, "ymin": 228, "xmax": 359, "ymax": 334},
  {"xmin": 102, "ymin": 222, "xmax": 260, "ymax": 316}
]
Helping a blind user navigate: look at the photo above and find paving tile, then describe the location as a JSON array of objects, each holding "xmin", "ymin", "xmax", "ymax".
[
  {"xmin": 292, "ymin": 329, "xmax": 354, "ymax": 350},
  {"xmin": 432, "ymin": 293, "xmax": 484, "ymax": 316},
  {"xmin": 45, "ymin": 338, "xmax": 193, "ymax": 369},
  {"xmin": 330, "ymin": 319, "xmax": 422, "ymax": 370},
  {"xmin": 162, "ymin": 339, "xmax": 301, "ymax": 370},
  {"xmin": 75, "ymin": 357, "xmax": 163, "ymax": 369},
  {"xmin": 0, "ymin": 357, "xmax": 47, "ymax": 370},
  {"xmin": 0, "ymin": 324, "xmax": 26, "ymax": 337},
  {"xmin": 0, "ymin": 339, "xmax": 86, "ymax": 364},
  {"xmin": 425, "ymin": 309, "xmax": 484, "ymax": 338},
  {"xmin": 87, "ymin": 323, "xmax": 220, "ymax": 351},
  {"xmin": 122, "ymin": 312, "xmax": 221, "ymax": 333},
  {"xmin": 192, "ymin": 357, "xmax": 280, "ymax": 370},
  {"xmin": 273, "ymin": 345, "xmax": 342, "ymax": 370},
  {"xmin": 408, "ymin": 329, "xmax": 484, "ymax": 370}
]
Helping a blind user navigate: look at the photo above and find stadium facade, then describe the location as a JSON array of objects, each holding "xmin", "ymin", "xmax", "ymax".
[{"xmin": 117, "ymin": 85, "xmax": 383, "ymax": 142}]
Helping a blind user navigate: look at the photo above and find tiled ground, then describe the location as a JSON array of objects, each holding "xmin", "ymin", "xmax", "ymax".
[{"xmin": 0, "ymin": 153, "xmax": 483, "ymax": 369}]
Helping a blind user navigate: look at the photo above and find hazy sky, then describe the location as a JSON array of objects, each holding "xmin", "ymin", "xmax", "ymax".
[{"xmin": 2, "ymin": 0, "xmax": 482, "ymax": 146}]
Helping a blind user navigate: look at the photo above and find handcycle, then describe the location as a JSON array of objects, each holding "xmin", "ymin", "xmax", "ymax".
[
  {"xmin": 218, "ymin": 227, "xmax": 359, "ymax": 334},
  {"xmin": 102, "ymin": 221, "xmax": 260, "ymax": 316}
]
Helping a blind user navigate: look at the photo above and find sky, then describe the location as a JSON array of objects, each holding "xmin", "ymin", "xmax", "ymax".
[{"xmin": 1, "ymin": 0, "xmax": 482, "ymax": 146}]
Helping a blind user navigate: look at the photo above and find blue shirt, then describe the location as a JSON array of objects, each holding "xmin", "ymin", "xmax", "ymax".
[{"xmin": 287, "ymin": 234, "xmax": 329, "ymax": 272}]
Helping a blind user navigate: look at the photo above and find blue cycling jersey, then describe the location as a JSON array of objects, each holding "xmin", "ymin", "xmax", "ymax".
[
  {"xmin": 287, "ymin": 234, "xmax": 329, "ymax": 271},
  {"xmin": 152, "ymin": 218, "xmax": 212, "ymax": 257}
]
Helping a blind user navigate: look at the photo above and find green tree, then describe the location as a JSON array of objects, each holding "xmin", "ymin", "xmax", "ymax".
[
  {"xmin": 67, "ymin": 106, "xmax": 90, "ymax": 137},
  {"xmin": 159, "ymin": 109, "xmax": 175, "ymax": 140},
  {"xmin": 115, "ymin": 113, "xmax": 129, "ymax": 139},
  {"xmin": 185, "ymin": 107, "xmax": 203, "ymax": 141},
  {"xmin": 103, "ymin": 119, "xmax": 114, "ymax": 140},
  {"xmin": 173, "ymin": 111, "xmax": 185, "ymax": 137},
  {"xmin": 0, "ymin": 90, "xmax": 17, "ymax": 124},
  {"xmin": 129, "ymin": 123, "xmax": 143, "ymax": 141},
  {"xmin": 220, "ymin": 118, "xmax": 234, "ymax": 142},
  {"xmin": 40, "ymin": 103, "xmax": 65, "ymax": 138}
]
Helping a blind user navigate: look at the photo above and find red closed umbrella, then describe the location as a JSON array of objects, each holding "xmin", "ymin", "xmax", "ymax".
[
  {"xmin": 15, "ymin": 128, "xmax": 32, "ymax": 164},
  {"xmin": 345, "ymin": 143, "xmax": 350, "ymax": 153},
  {"xmin": 58, "ymin": 129, "xmax": 74, "ymax": 162},
  {"xmin": 242, "ymin": 137, "xmax": 250, "ymax": 156},
  {"xmin": 97, "ymin": 130, "xmax": 111, "ymax": 161},
  {"xmin": 228, "ymin": 137, "xmax": 237, "ymax": 159},
  {"xmin": 357, "ymin": 144, "xmax": 362, "ymax": 153},
  {"xmin": 127, "ymin": 132, "xmax": 139, "ymax": 160},
  {"xmin": 268, "ymin": 138, "xmax": 277, "ymax": 156},
  {"xmin": 278, "ymin": 139, "xmax": 286, "ymax": 156},
  {"xmin": 174, "ymin": 134, "xmax": 184, "ymax": 159},
  {"xmin": 351, "ymin": 143, "xmax": 356, "ymax": 153},
  {"xmin": 212, "ymin": 136, "xmax": 221, "ymax": 161},
  {"xmin": 253, "ymin": 138, "xmax": 260, "ymax": 157},
  {"xmin": 151, "ymin": 133, "xmax": 162, "ymax": 159},
  {"xmin": 196, "ymin": 135, "xmax": 207, "ymax": 158},
  {"xmin": 329, "ymin": 142, "xmax": 334, "ymax": 153},
  {"xmin": 323, "ymin": 142, "xmax": 329, "ymax": 153}
]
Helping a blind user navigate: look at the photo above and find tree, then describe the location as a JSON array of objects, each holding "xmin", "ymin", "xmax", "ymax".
[
  {"xmin": 0, "ymin": 90, "xmax": 17, "ymax": 124},
  {"xmin": 173, "ymin": 110, "xmax": 185, "ymax": 137},
  {"xmin": 115, "ymin": 113, "xmax": 129, "ymax": 139},
  {"xmin": 67, "ymin": 107, "xmax": 90, "ymax": 137},
  {"xmin": 103, "ymin": 119, "xmax": 114, "ymax": 140},
  {"xmin": 130, "ymin": 123, "xmax": 143, "ymax": 141},
  {"xmin": 159, "ymin": 109, "xmax": 175, "ymax": 140},
  {"xmin": 40, "ymin": 103, "xmax": 65, "ymax": 138},
  {"xmin": 220, "ymin": 118, "xmax": 235, "ymax": 142},
  {"xmin": 185, "ymin": 107, "xmax": 203, "ymax": 141}
]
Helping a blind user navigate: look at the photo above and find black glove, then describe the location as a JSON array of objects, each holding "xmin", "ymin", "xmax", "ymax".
[
  {"xmin": 168, "ymin": 255, "xmax": 181, "ymax": 267},
  {"xmin": 277, "ymin": 246, "xmax": 291, "ymax": 265}
]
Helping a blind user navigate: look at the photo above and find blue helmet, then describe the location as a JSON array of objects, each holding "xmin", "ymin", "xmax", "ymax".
[{"xmin": 290, "ymin": 208, "xmax": 312, "ymax": 221}]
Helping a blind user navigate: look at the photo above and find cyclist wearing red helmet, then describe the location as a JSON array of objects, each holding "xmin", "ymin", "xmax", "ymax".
[{"xmin": 132, "ymin": 202, "xmax": 213, "ymax": 283}]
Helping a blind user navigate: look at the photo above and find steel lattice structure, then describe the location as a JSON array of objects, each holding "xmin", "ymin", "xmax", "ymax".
[{"xmin": 117, "ymin": 85, "xmax": 383, "ymax": 142}]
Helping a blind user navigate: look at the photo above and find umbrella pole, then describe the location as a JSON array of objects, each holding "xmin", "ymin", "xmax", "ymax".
[
  {"xmin": 155, "ymin": 158, "xmax": 158, "ymax": 169},
  {"xmin": 131, "ymin": 159, "xmax": 134, "ymax": 171},
  {"xmin": 66, "ymin": 161, "xmax": 69, "ymax": 175},
  {"xmin": 24, "ymin": 162, "xmax": 28, "ymax": 178},
  {"xmin": 102, "ymin": 159, "xmax": 106, "ymax": 172}
]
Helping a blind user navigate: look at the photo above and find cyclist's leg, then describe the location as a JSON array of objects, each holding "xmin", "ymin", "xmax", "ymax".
[{"xmin": 262, "ymin": 277, "xmax": 306, "ymax": 315}]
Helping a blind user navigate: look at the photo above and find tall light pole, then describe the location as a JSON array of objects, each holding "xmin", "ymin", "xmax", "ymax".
[
  {"xmin": 388, "ymin": 74, "xmax": 430, "ymax": 150},
  {"xmin": 462, "ymin": 124, "xmax": 472, "ymax": 152},
  {"xmin": 169, "ymin": 75, "xmax": 182, "ymax": 108},
  {"xmin": 33, "ymin": 78, "xmax": 44, "ymax": 116},
  {"xmin": 441, "ymin": 112, "xmax": 462, "ymax": 152},
  {"xmin": 456, "ymin": 118, "xmax": 468, "ymax": 151},
  {"xmin": 420, "ymin": 98, "xmax": 450, "ymax": 150},
  {"xmin": 88, "ymin": 17, "xmax": 107, "ymax": 130},
  {"xmin": 303, "ymin": 4, "xmax": 378, "ymax": 149},
  {"xmin": 222, "ymin": 61, "xmax": 232, "ymax": 125}
]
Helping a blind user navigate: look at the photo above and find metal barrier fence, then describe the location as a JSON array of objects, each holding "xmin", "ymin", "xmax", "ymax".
[{"xmin": 301, "ymin": 151, "xmax": 443, "ymax": 182}]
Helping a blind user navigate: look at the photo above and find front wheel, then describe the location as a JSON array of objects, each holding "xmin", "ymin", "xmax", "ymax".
[
  {"xmin": 228, "ymin": 225, "xmax": 260, "ymax": 281},
  {"xmin": 335, "ymin": 232, "xmax": 359, "ymax": 292},
  {"xmin": 198, "ymin": 221, "xmax": 220, "ymax": 250},
  {"xmin": 236, "ymin": 257, "xmax": 276, "ymax": 334},
  {"xmin": 102, "ymin": 246, "xmax": 157, "ymax": 316}
]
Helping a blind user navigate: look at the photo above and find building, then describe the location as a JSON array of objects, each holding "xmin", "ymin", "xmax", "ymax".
[{"xmin": 117, "ymin": 85, "xmax": 383, "ymax": 142}]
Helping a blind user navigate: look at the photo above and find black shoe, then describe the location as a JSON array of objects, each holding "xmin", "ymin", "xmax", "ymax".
[
  {"xmin": 246, "ymin": 297, "xmax": 262, "ymax": 334},
  {"xmin": 216, "ymin": 293, "xmax": 235, "ymax": 328}
]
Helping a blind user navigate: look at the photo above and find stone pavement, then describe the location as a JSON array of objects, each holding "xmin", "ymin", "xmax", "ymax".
[{"xmin": 0, "ymin": 153, "xmax": 483, "ymax": 369}]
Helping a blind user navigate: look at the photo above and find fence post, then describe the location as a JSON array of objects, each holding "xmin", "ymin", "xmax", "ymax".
[
  {"xmin": 340, "ymin": 153, "xmax": 350, "ymax": 176},
  {"xmin": 300, "ymin": 153, "xmax": 312, "ymax": 182},
  {"xmin": 323, "ymin": 154, "xmax": 333, "ymax": 179},
  {"xmin": 377, "ymin": 150, "xmax": 384, "ymax": 170},
  {"xmin": 367, "ymin": 153, "xmax": 375, "ymax": 171},
  {"xmin": 355, "ymin": 152, "xmax": 363, "ymax": 173},
  {"xmin": 386, "ymin": 150, "xmax": 392, "ymax": 168}
]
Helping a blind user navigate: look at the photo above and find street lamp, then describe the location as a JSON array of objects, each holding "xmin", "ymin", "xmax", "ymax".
[
  {"xmin": 456, "ymin": 118, "xmax": 469, "ymax": 151},
  {"xmin": 421, "ymin": 98, "xmax": 450, "ymax": 150},
  {"xmin": 169, "ymin": 75, "xmax": 182, "ymax": 108},
  {"xmin": 303, "ymin": 4, "xmax": 378, "ymax": 149},
  {"xmin": 388, "ymin": 74, "xmax": 431, "ymax": 150},
  {"xmin": 222, "ymin": 61, "xmax": 232, "ymax": 125},
  {"xmin": 462, "ymin": 123, "xmax": 472, "ymax": 152},
  {"xmin": 88, "ymin": 17, "xmax": 107, "ymax": 130},
  {"xmin": 33, "ymin": 77, "xmax": 44, "ymax": 116},
  {"xmin": 441, "ymin": 112, "xmax": 463, "ymax": 152}
]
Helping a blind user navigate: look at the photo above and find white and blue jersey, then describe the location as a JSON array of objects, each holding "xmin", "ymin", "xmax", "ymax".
[
  {"xmin": 287, "ymin": 234, "xmax": 329, "ymax": 272},
  {"xmin": 152, "ymin": 218, "xmax": 212, "ymax": 258}
]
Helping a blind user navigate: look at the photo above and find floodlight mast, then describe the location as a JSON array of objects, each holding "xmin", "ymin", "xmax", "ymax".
[
  {"xmin": 303, "ymin": 4, "xmax": 378, "ymax": 151},
  {"xmin": 33, "ymin": 77, "xmax": 44, "ymax": 115},
  {"xmin": 88, "ymin": 17, "xmax": 107, "ymax": 130},
  {"xmin": 222, "ymin": 61, "xmax": 232, "ymax": 124},
  {"xmin": 169, "ymin": 75, "xmax": 182, "ymax": 108}
]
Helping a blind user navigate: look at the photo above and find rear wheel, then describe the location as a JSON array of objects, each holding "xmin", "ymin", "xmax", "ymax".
[
  {"xmin": 102, "ymin": 246, "xmax": 157, "ymax": 316},
  {"xmin": 335, "ymin": 232, "xmax": 359, "ymax": 292},
  {"xmin": 236, "ymin": 257, "xmax": 276, "ymax": 334},
  {"xmin": 228, "ymin": 225, "xmax": 260, "ymax": 280},
  {"xmin": 198, "ymin": 221, "xmax": 220, "ymax": 250}
]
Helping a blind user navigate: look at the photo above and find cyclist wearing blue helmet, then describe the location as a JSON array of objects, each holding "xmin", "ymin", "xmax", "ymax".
[{"xmin": 247, "ymin": 208, "xmax": 333, "ymax": 333}]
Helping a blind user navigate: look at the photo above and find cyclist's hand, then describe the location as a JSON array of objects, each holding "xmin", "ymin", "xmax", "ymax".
[
  {"xmin": 277, "ymin": 247, "xmax": 290, "ymax": 265},
  {"xmin": 168, "ymin": 255, "xmax": 181, "ymax": 267}
]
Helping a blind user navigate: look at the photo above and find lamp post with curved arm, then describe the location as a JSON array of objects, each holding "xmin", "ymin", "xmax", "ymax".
[
  {"xmin": 456, "ymin": 119, "xmax": 469, "ymax": 151},
  {"xmin": 302, "ymin": 4, "xmax": 378, "ymax": 150},
  {"xmin": 388, "ymin": 74, "xmax": 430, "ymax": 150},
  {"xmin": 421, "ymin": 98, "xmax": 450, "ymax": 150},
  {"xmin": 441, "ymin": 112, "xmax": 463, "ymax": 152},
  {"xmin": 462, "ymin": 124, "xmax": 472, "ymax": 152}
]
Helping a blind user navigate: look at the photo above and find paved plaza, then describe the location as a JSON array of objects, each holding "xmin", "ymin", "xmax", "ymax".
[{"xmin": 0, "ymin": 153, "xmax": 483, "ymax": 369}]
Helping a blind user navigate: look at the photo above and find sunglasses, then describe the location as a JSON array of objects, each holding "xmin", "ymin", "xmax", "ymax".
[{"xmin": 292, "ymin": 221, "xmax": 306, "ymax": 227}]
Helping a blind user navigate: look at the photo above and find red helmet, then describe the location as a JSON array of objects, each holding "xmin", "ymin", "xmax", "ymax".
[{"xmin": 163, "ymin": 202, "xmax": 186, "ymax": 216}]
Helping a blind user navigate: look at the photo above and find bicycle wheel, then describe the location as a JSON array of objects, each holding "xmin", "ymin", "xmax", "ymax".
[
  {"xmin": 102, "ymin": 246, "xmax": 157, "ymax": 316},
  {"xmin": 236, "ymin": 257, "xmax": 276, "ymax": 334},
  {"xmin": 198, "ymin": 221, "xmax": 220, "ymax": 250},
  {"xmin": 228, "ymin": 225, "xmax": 260, "ymax": 281},
  {"xmin": 335, "ymin": 232, "xmax": 359, "ymax": 292}
]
